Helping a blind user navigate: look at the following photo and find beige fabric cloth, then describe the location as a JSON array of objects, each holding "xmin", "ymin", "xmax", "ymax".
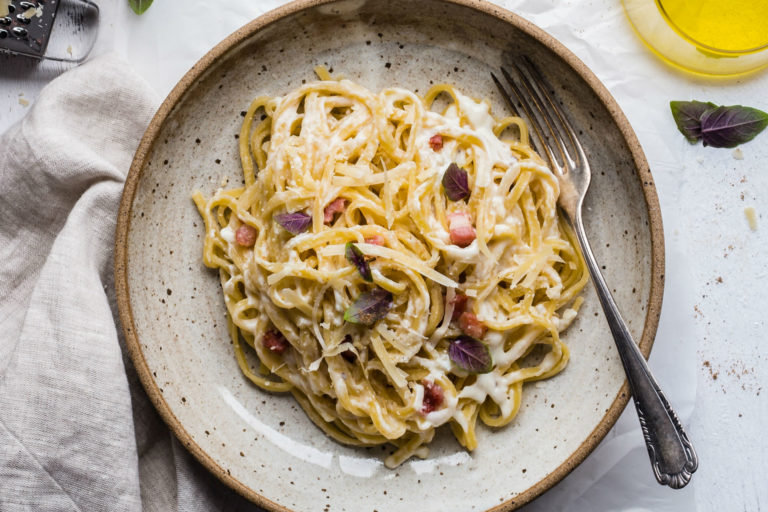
[{"xmin": 0, "ymin": 55, "xmax": 262, "ymax": 512}]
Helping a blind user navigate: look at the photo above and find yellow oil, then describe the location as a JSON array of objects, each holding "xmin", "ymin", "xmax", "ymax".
[{"xmin": 657, "ymin": 0, "xmax": 768, "ymax": 54}]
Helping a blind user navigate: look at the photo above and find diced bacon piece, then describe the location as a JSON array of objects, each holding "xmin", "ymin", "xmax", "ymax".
[
  {"xmin": 449, "ymin": 293, "xmax": 469, "ymax": 321},
  {"xmin": 365, "ymin": 235, "xmax": 385, "ymax": 246},
  {"xmin": 262, "ymin": 330, "xmax": 289, "ymax": 354},
  {"xmin": 447, "ymin": 211, "xmax": 476, "ymax": 247},
  {"xmin": 429, "ymin": 134, "xmax": 444, "ymax": 151},
  {"xmin": 459, "ymin": 312, "xmax": 487, "ymax": 339},
  {"xmin": 421, "ymin": 380, "xmax": 444, "ymax": 414},
  {"xmin": 235, "ymin": 224, "xmax": 257, "ymax": 247},
  {"xmin": 323, "ymin": 198, "xmax": 348, "ymax": 224}
]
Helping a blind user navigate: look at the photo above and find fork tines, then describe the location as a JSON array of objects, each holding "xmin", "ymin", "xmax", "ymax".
[{"xmin": 492, "ymin": 58, "xmax": 583, "ymax": 172}]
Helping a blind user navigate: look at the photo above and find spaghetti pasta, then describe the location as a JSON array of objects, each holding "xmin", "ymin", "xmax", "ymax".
[{"xmin": 193, "ymin": 70, "xmax": 587, "ymax": 467}]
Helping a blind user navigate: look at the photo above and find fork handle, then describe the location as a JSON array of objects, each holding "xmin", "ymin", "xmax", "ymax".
[{"xmin": 574, "ymin": 216, "xmax": 698, "ymax": 489}]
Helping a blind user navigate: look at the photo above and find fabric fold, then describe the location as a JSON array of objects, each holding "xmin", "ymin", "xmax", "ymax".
[
  {"xmin": 0, "ymin": 54, "xmax": 157, "ymax": 512},
  {"xmin": 0, "ymin": 52, "xmax": 267, "ymax": 512}
]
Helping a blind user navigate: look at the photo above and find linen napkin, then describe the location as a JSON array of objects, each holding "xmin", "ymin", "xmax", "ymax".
[{"xmin": 0, "ymin": 54, "xmax": 262, "ymax": 512}]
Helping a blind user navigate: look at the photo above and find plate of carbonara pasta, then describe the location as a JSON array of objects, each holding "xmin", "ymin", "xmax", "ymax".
[
  {"xmin": 192, "ymin": 68, "xmax": 588, "ymax": 469},
  {"xmin": 116, "ymin": 1, "xmax": 663, "ymax": 511}
]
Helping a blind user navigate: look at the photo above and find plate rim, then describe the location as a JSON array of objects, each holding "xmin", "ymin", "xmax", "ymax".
[{"xmin": 114, "ymin": 1, "xmax": 664, "ymax": 510}]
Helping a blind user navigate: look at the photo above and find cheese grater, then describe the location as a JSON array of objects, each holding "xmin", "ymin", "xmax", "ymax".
[{"xmin": 0, "ymin": 0, "xmax": 98, "ymax": 63}]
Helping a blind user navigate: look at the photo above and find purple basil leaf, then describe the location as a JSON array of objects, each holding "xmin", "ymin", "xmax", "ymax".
[
  {"xmin": 442, "ymin": 163, "xmax": 470, "ymax": 201},
  {"xmin": 670, "ymin": 100, "xmax": 717, "ymax": 143},
  {"xmin": 700, "ymin": 105, "xmax": 768, "ymax": 148},
  {"xmin": 345, "ymin": 242, "xmax": 373, "ymax": 282},
  {"xmin": 343, "ymin": 288, "xmax": 392, "ymax": 326},
  {"xmin": 274, "ymin": 211, "xmax": 311, "ymax": 234},
  {"xmin": 448, "ymin": 335, "xmax": 492, "ymax": 374}
]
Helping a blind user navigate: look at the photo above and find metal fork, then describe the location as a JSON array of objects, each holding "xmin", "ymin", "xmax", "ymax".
[{"xmin": 492, "ymin": 60, "xmax": 698, "ymax": 489}]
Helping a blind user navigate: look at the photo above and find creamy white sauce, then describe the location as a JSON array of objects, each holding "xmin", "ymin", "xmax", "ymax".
[
  {"xmin": 219, "ymin": 386, "xmax": 334, "ymax": 469},
  {"xmin": 338, "ymin": 455, "xmax": 383, "ymax": 478},
  {"xmin": 422, "ymin": 388, "xmax": 458, "ymax": 427},
  {"xmin": 220, "ymin": 226, "xmax": 235, "ymax": 243},
  {"xmin": 439, "ymin": 239, "xmax": 480, "ymax": 261},
  {"xmin": 408, "ymin": 451, "xmax": 471, "ymax": 475}
]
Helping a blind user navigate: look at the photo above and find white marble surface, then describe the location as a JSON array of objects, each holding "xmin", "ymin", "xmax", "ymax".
[{"xmin": 1, "ymin": 1, "xmax": 765, "ymax": 511}]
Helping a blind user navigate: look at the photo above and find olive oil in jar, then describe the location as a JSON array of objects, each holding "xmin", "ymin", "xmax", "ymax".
[
  {"xmin": 656, "ymin": 0, "xmax": 768, "ymax": 54},
  {"xmin": 623, "ymin": 0, "xmax": 768, "ymax": 75}
]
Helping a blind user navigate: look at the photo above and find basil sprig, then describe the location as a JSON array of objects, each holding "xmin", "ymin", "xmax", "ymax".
[{"xmin": 671, "ymin": 101, "xmax": 768, "ymax": 148}]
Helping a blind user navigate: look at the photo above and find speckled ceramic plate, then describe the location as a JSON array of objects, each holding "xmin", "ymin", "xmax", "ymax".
[{"xmin": 115, "ymin": 1, "xmax": 664, "ymax": 511}]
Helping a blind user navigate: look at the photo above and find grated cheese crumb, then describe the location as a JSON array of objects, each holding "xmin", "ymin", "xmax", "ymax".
[{"xmin": 744, "ymin": 207, "xmax": 758, "ymax": 231}]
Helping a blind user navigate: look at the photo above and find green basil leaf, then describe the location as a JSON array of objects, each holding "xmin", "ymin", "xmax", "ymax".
[{"xmin": 129, "ymin": 0, "xmax": 153, "ymax": 15}]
